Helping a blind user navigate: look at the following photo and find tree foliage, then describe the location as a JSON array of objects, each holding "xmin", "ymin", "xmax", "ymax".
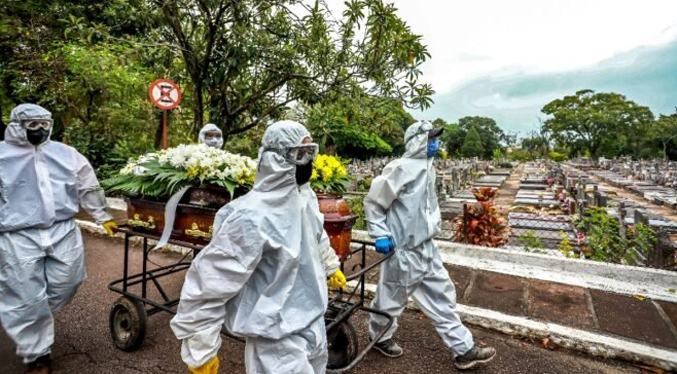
[
  {"xmin": 460, "ymin": 125, "xmax": 484, "ymax": 158},
  {"xmin": 650, "ymin": 112, "xmax": 677, "ymax": 160},
  {"xmin": 438, "ymin": 116, "xmax": 504, "ymax": 159},
  {"xmin": 153, "ymin": 0, "xmax": 433, "ymax": 137},
  {"xmin": 302, "ymin": 94, "xmax": 414, "ymax": 158},
  {"xmin": 0, "ymin": 0, "xmax": 434, "ymax": 174},
  {"xmin": 542, "ymin": 89, "xmax": 654, "ymax": 159}
]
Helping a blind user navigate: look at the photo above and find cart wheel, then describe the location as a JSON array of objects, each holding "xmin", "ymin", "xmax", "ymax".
[
  {"xmin": 326, "ymin": 319, "xmax": 359, "ymax": 369},
  {"xmin": 109, "ymin": 296, "xmax": 147, "ymax": 352}
]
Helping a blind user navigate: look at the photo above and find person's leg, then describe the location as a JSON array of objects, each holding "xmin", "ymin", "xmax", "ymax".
[
  {"xmin": 44, "ymin": 221, "xmax": 86, "ymax": 314},
  {"xmin": 412, "ymin": 244, "xmax": 496, "ymax": 370},
  {"xmin": 0, "ymin": 229, "xmax": 54, "ymax": 364},
  {"xmin": 245, "ymin": 318, "xmax": 326, "ymax": 374},
  {"xmin": 410, "ymin": 246, "xmax": 473, "ymax": 356},
  {"xmin": 368, "ymin": 251, "xmax": 411, "ymax": 344},
  {"xmin": 305, "ymin": 318, "xmax": 328, "ymax": 374}
]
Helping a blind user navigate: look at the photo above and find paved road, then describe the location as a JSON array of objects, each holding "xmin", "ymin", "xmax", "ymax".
[{"xmin": 1, "ymin": 232, "xmax": 641, "ymax": 374}]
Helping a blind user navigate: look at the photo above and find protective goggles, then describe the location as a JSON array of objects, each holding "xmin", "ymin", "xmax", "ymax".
[
  {"xmin": 20, "ymin": 118, "xmax": 53, "ymax": 131},
  {"xmin": 266, "ymin": 143, "xmax": 319, "ymax": 165}
]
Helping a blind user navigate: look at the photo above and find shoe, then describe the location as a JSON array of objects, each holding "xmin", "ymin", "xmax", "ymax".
[
  {"xmin": 25, "ymin": 354, "xmax": 51, "ymax": 374},
  {"xmin": 372, "ymin": 339, "xmax": 404, "ymax": 358},
  {"xmin": 454, "ymin": 346, "xmax": 496, "ymax": 371}
]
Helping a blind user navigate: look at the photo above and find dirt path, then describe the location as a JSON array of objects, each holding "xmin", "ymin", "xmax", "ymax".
[{"xmin": 495, "ymin": 163, "xmax": 524, "ymax": 208}]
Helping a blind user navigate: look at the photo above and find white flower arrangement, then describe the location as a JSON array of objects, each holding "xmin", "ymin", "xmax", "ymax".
[{"xmin": 104, "ymin": 144, "xmax": 258, "ymax": 198}]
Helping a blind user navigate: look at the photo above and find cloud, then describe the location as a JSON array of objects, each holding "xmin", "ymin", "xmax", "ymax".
[{"xmin": 419, "ymin": 38, "xmax": 677, "ymax": 133}]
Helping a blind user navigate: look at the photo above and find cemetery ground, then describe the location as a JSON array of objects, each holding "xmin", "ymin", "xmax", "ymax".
[{"xmin": 0, "ymin": 231, "xmax": 645, "ymax": 374}]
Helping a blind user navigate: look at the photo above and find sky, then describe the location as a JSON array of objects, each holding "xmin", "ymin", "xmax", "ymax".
[{"xmin": 323, "ymin": 0, "xmax": 677, "ymax": 134}]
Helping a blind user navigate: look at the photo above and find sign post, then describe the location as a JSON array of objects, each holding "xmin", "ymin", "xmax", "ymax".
[{"xmin": 148, "ymin": 79, "xmax": 182, "ymax": 149}]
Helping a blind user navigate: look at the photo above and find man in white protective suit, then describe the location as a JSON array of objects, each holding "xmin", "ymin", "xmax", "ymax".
[
  {"xmin": 0, "ymin": 103, "xmax": 118, "ymax": 374},
  {"xmin": 365, "ymin": 120, "xmax": 496, "ymax": 371},
  {"xmin": 198, "ymin": 123, "xmax": 224, "ymax": 149},
  {"xmin": 170, "ymin": 120, "xmax": 347, "ymax": 374}
]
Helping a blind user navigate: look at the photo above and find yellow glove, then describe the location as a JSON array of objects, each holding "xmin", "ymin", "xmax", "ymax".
[
  {"xmin": 327, "ymin": 269, "xmax": 347, "ymax": 289},
  {"xmin": 102, "ymin": 220, "xmax": 118, "ymax": 236},
  {"xmin": 189, "ymin": 356, "xmax": 219, "ymax": 374}
]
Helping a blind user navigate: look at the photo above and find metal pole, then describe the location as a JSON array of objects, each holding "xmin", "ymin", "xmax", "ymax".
[{"xmin": 162, "ymin": 110, "xmax": 168, "ymax": 149}]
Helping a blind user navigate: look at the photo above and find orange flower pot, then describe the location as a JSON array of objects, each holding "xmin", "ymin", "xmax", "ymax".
[{"xmin": 317, "ymin": 193, "xmax": 358, "ymax": 261}]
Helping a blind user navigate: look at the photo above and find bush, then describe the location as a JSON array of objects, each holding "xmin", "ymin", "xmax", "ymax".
[
  {"xmin": 356, "ymin": 177, "xmax": 372, "ymax": 193},
  {"xmin": 548, "ymin": 151, "xmax": 568, "ymax": 162},
  {"xmin": 517, "ymin": 230, "xmax": 544, "ymax": 253},
  {"xmin": 345, "ymin": 196, "xmax": 366, "ymax": 231},
  {"xmin": 576, "ymin": 207, "xmax": 658, "ymax": 265},
  {"xmin": 508, "ymin": 148, "xmax": 531, "ymax": 161},
  {"xmin": 558, "ymin": 231, "xmax": 577, "ymax": 258},
  {"xmin": 453, "ymin": 201, "xmax": 510, "ymax": 247}
]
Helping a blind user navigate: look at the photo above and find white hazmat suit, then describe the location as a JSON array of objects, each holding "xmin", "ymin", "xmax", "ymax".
[
  {"xmin": 198, "ymin": 123, "xmax": 224, "ymax": 149},
  {"xmin": 365, "ymin": 121, "xmax": 474, "ymax": 356},
  {"xmin": 171, "ymin": 120, "xmax": 340, "ymax": 373},
  {"xmin": 0, "ymin": 104, "xmax": 113, "ymax": 363}
]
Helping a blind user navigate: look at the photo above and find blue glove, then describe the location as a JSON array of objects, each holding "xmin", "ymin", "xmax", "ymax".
[{"xmin": 375, "ymin": 237, "xmax": 394, "ymax": 254}]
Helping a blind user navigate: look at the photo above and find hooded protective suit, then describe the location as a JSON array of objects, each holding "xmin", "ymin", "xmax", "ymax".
[
  {"xmin": 170, "ymin": 120, "xmax": 340, "ymax": 373},
  {"xmin": 198, "ymin": 123, "xmax": 224, "ymax": 149},
  {"xmin": 0, "ymin": 104, "xmax": 113, "ymax": 363},
  {"xmin": 365, "ymin": 121, "xmax": 474, "ymax": 356}
]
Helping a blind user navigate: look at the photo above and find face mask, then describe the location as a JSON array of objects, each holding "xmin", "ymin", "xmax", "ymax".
[
  {"xmin": 204, "ymin": 137, "xmax": 223, "ymax": 148},
  {"xmin": 26, "ymin": 128, "xmax": 50, "ymax": 146},
  {"xmin": 427, "ymin": 138, "xmax": 440, "ymax": 158},
  {"xmin": 295, "ymin": 161, "xmax": 313, "ymax": 186}
]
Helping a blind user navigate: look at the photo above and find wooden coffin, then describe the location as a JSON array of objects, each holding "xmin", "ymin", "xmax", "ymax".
[
  {"xmin": 125, "ymin": 188, "xmax": 358, "ymax": 257},
  {"xmin": 125, "ymin": 197, "xmax": 221, "ymax": 244}
]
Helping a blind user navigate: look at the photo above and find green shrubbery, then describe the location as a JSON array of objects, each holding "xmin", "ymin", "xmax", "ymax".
[{"xmin": 575, "ymin": 207, "xmax": 657, "ymax": 265}]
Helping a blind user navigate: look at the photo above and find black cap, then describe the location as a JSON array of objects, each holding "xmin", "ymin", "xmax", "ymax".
[{"xmin": 428, "ymin": 127, "xmax": 444, "ymax": 138}]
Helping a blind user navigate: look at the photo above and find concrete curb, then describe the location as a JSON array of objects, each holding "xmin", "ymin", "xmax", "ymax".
[
  {"xmin": 351, "ymin": 230, "xmax": 677, "ymax": 303},
  {"xmin": 345, "ymin": 281, "xmax": 677, "ymax": 371}
]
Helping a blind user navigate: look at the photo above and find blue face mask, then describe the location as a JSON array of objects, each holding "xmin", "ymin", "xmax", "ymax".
[{"xmin": 427, "ymin": 138, "xmax": 440, "ymax": 158}]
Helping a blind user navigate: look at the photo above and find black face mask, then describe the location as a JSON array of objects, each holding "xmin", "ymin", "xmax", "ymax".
[
  {"xmin": 295, "ymin": 161, "xmax": 313, "ymax": 186},
  {"xmin": 26, "ymin": 129, "xmax": 50, "ymax": 146}
]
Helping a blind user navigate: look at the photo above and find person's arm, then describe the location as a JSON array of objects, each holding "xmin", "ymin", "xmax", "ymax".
[
  {"xmin": 363, "ymin": 164, "xmax": 414, "ymax": 239},
  {"xmin": 319, "ymin": 229, "xmax": 346, "ymax": 288},
  {"xmin": 170, "ymin": 213, "xmax": 263, "ymax": 368},
  {"xmin": 319, "ymin": 229, "xmax": 340, "ymax": 276},
  {"xmin": 75, "ymin": 152, "xmax": 113, "ymax": 224}
]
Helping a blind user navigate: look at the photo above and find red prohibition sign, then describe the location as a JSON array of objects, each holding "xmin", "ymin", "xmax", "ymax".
[{"xmin": 149, "ymin": 79, "xmax": 182, "ymax": 110}]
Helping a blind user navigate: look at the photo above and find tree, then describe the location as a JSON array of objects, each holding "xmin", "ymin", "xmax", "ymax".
[
  {"xmin": 457, "ymin": 116, "xmax": 504, "ymax": 159},
  {"xmin": 542, "ymin": 90, "xmax": 654, "ymax": 159},
  {"xmin": 440, "ymin": 123, "xmax": 465, "ymax": 158},
  {"xmin": 153, "ymin": 0, "xmax": 434, "ymax": 137},
  {"xmin": 460, "ymin": 125, "xmax": 484, "ymax": 158},
  {"xmin": 0, "ymin": 0, "xmax": 165, "ymax": 137},
  {"xmin": 651, "ymin": 112, "xmax": 677, "ymax": 160},
  {"xmin": 301, "ymin": 94, "xmax": 408, "ymax": 158}
]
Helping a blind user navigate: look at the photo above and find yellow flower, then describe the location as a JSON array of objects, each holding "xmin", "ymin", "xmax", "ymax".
[
  {"xmin": 187, "ymin": 166, "xmax": 199, "ymax": 178},
  {"xmin": 311, "ymin": 169, "xmax": 318, "ymax": 181},
  {"xmin": 322, "ymin": 166, "xmax": 333, "ymax": 182}
]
